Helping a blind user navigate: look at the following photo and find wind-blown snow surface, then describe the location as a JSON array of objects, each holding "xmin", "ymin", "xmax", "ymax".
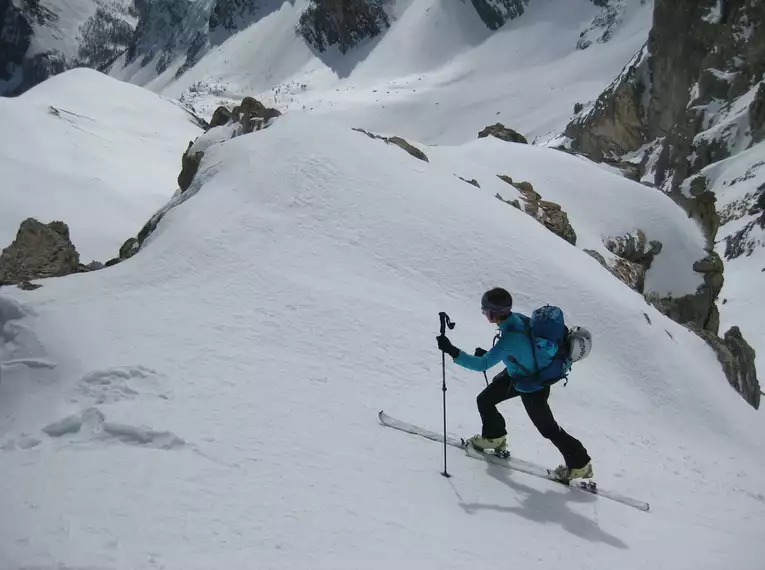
[
  {"xmin": 0, "ymin": 69, "xmax": 201, "ymax": 261},
  {"xmin": 1, "ymin": 112, "xmax": 763, "ymax": 569},
  {"xmin": 119, "ymin": 0, "xmax": 653, "ymax": 145}
]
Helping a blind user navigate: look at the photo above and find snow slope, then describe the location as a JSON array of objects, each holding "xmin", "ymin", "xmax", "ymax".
[
  {"xmin": 0, "ymin": 68, "xmax": 202, "ymax": 261},
  {"xmin": 28, "ymin": 0, "xmax": 100, "ymax": 58},
  {"xmin": 1, "ymin": 106, "xmax": 763, "ymax": 569},
  {"xmin": 117, "ymin": 0, "xmax": 653, "ymax": 145}
]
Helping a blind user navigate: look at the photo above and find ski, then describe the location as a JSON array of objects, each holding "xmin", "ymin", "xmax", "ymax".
[{"xmin": 379, "ymin": 410, "xmax": 650, "ymax": 512}]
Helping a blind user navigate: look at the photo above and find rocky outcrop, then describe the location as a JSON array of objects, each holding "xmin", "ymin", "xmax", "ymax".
[
  {"xmin": 586, "ymin": 249, "xmax": 646, "ymax": 292},
  {"xmin": 76, "ymin": 6, "xmax": 136, "ymax": 71},
  {"xmin": 0, "ymin": 0, "xmax": 64, "ymax": 96},
  {"xmin": 298, "ymin": 0, "xmax": 391, "ymax": 54},
  {"xmin": 210, "ymin": 106, "xmax": 232, "ymax": 128},
  {"xmin": 583, "ymin": 231, "xmax": 663, "ymax": 293},
  {"xmin": 478, "ymin": 123, "xmax": 528, "ymax": 144},
  {"xmin": 577, "ymin": 0, "xmax": 623, "ymax": 50},
  {"xmin": 231, "ymin": 96, "xmax": 282, "ymax": 134},
  {"xmin": 751, "ymin": 82, "xmax": 765, "ymax": 144},
  {"xmin": 604, "ymin": 230, "xmax": 663, "ymax": 268},
  {"xmin": 683, "ymin": 176, "xmax": 721, "ymax": 248},
  {"xmin": 469, "ymin": 0, "xmax": 528, "ymax": 30},
  {"xmin": 560, "ymin": 1, "xmax": 765, "ymax": 408},
  {"xmin": 597, "ymin": 230, "xmax": 663, "ymax": 292},
  {"xmin": 178, "ymin": 142, "xmax": 205, "ymax": 192},
  {"xmin": 353, "ymin": 128, "xmax": 429, "ymax": 162},
  {"xmin": 646, "ymin": 251, "xmax": 724, "ymax": 335},
  {"xmin": 564, "ymin": 46, "xmax": 649, "ymax": 160},
  {"xmin": 113, "ymin": 209, "xmax": 167, "ymax": 265},
  {"xmin": 497, "ymin": 176, "xmax": 576, "ymax": 245},
  {"xmin": 126, "ymin": 0, "xmax": 200, "ymax": 75},
  {"xmin": 457, "ymin": 176, "xmax": 480, "ymax": 188},
  {"xmin": 696, "ymin": 326, "xmax": 761, "ymax": 410},
  {"xmin": 0, "ymin": 0, "xmax": 33, "ymax": 90},
  {"xmin": 177, "ymin": 96, "xmax": 280, "ymax": 193},
  {"xmin": 114, "ymin": 96, "xmax": 281, "ymax": 266},
  {"xmin": 566, "ymin": 0, "xmax": 765, "ymax": 189},
  {"xmin": 724, "ymin": 183, "xmax": 765, "ymax": 260},
  {"xmin": 0, "ymin": 219, "xmax": 85, "ymax": 287},
  {"xmin": 210, "ymin": 0, "xmax": 260, "ymax": 32}
]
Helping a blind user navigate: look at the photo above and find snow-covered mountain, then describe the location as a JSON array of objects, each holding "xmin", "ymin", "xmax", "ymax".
[
  {"xmin": 1, "ymin": 0, "xmax": 765, "ymax": 567},
  {"xmin": 562, "ymin": 0, "xmax": 765, "ymax": 407},
  {"xmin": 0, "ymin": 0, "xmax": 136, "ymax": 95},
  {"xmin": 2, "ymin": 69, "xmax": 764, "ymax": 569}
]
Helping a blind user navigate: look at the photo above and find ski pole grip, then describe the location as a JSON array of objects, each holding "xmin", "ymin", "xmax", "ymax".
[{"xmin": 438, "ymin": 312, "xmax": 455, "ymax": 336}]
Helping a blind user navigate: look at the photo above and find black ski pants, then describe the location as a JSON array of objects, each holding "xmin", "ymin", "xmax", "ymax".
[{"xmin": 478, "ymin": 369, "xmax": 591, "ymax": 469}]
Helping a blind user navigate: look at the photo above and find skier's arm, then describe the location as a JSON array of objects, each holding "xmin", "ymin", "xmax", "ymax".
[{"xmin": 453, "ymin": 335, "xmax": 511, "ymax": 372}]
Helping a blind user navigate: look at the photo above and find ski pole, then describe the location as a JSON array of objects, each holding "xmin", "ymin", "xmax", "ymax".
[
  {"xmin": 438, "ymin": 311, "xmax": 456, "ymax": 478},
  {"xmin": 480, "ymin": 332, "xmax": 500, "ymax": 386}
]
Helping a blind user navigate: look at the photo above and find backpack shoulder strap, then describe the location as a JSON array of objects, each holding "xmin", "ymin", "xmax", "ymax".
[{"xmin": 506, "ymin": 317, "xmax": 539, "ymax": 377}]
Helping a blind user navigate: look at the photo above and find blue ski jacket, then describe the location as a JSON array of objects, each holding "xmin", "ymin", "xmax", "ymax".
[{"xmin": 454, "ymin": 312, "xmax": 543, "ymax": 393}]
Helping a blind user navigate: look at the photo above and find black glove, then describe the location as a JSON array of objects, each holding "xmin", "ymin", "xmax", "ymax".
[
  {"xmin": 474, "ymin": 347, "xmax": 487, "ymax": 357},
  {"xmin": 437, "ymin": 335, "xmax": 460, "ymax": 359}
]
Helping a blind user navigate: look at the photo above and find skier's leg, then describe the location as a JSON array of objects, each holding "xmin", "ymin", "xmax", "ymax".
[
  {"xmin": 476, "ymin": 370, "xmax": 517, "ymax": 439},
  {"xmin": 520, "ymin": 387, "xmax": 591, "ymax": 469}
]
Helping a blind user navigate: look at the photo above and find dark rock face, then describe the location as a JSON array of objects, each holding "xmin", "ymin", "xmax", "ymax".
[
  {"xmin": 577, "ymin": 0, "xmax": 623, "ymax": 51},
  {"xmin": 0, "ymin": 0, "xmax": 63, "ymax": 95},
  {"xmin": 564, "ymin": 46, "xmax": 649, "ymax": 160},
  {"xmin": 697, "ymin": 326, "xmax": 761, "ymax": 410},
  {"xmin": 210, "ymin": 106, "xmax": 232, "ymax": 128},
  {"xmin": 562, "ymin": 1, "xmax": 765, "ymax": 407},
  {"xmin": 0, "ymin": 0, "xmax": 33, "ymax": 93},
  {"xmin": 178, "ymin": 142, "xmax": 205, "ymax": 192},
  {"xmin": 751, "ymin": 83, "xmax": 765, "ymax": 144},
  {"xmin": 298, "ymin": 0, "xmax": 391, "ymax": 54},
  {"xmin": 469, "ymin": 0, "xmax": 528, "ymax": 30},
  {"xmin": 566, "ymin": 0, "xmax": 765, "ymax": 185},
  {"xmin": 724, "ymin": 183, "xmax": 765, "ymax": 260},
  {"xmin": 478, "ymin": 123, "xmax": 528, "ymax": 144},
  {"xmin": 0, "ymin": 219, "xmax": 83, "ymax": 286},
  {"xmin": 210, "ymin": 0, "xmax": 260, "ymax": 32},
  {"xmin": 127, "ymin": 0, "xmax": 198, "ymax": 75},
  {"xmin": 77, "ymin": 6, "xmax": 136, "ymax": 71},
  {"xmin": 1, "ymin": 0, "xmax": 140, "ymax": 96}
]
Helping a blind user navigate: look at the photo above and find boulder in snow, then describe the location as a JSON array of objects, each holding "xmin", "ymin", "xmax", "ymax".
[
  {"xmin": 352, "ymin": 128, "xmax": 429, "ymax": 162},
  {"xmin": 498, "ymin": 176, "xmax": 576, "ymax": 245},
  {"xmin": 0, "ymin": 219, "xmax": 83, "ymax": 287},
  {"xmin": 478, "ymin": 123, "xmax": 528, "ymax": 144}
]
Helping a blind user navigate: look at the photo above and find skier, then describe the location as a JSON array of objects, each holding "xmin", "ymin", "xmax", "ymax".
[{"xmin": 436, "ymin": 287, "xmax": 593, "ymax": 481}]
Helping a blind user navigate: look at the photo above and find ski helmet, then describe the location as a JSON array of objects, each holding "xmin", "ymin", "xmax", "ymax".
[
  {"xmin": 567, "ymin": 327, "xmax": 592, "ymax": 362},
  {"xmin": 481, "ymin": 288, "xmax": 513, "ymax": 317}
]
